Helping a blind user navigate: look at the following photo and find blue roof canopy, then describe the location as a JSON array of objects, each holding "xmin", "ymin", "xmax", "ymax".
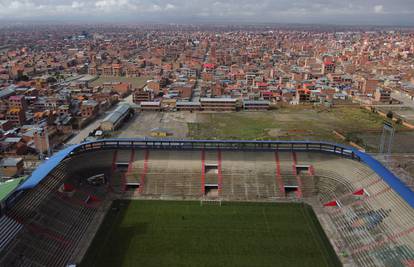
[{"xmin": 17, "ymin": 145, "xmax": 80, "ymax": 190}]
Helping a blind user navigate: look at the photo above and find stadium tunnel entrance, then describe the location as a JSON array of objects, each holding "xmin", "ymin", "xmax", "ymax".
[
  {"xmin": 205, "ymin": 164, "xmax": 218, "ymax": 174},
  {"xmin": 116, "ymin": 162, "xmax": 129, "ymax": 170},
  {"xmin": 126, "ymin": 182, "xmax": 140, "ymax": 190},
  {"xmin": 284, "ymin": 185, "xmax": 299, "ymax": 197},
  {"xmin": 296, "ymin": 165, "xmax": 311, "ymax": 175},
  {"xmin": 205, "ymin": 184, "xmax": 219, "ymax": 197}
]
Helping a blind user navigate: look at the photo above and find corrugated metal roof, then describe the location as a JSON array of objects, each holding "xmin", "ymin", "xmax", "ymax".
[
  {"xmin": 0, "ymin": 157, "xmax": 23, "ymax": 167},
  {"xmin": 176, "ymin": 101, "xmax": 201, "ymax": 106},
  {"xmin": 102, "ymin": 104, "xmax": 130, "ymax": 124},
  {"xmin": 0, "ymin": 87, "xmax": 16, "ymax": 99},
  {"xmin": 141, "ymin": 101, "xmax": 161, "ymax": 106},
  {"xmin": 3, "ymin": 137, "xmax": 22, "ymax": 143},
  {"xmin": 200, "ymin": 98, "xmax": 237, "ymax": 102},
  {"xmin": 243, "ymin": 100, "xmax": 270, "ymax": 105}
]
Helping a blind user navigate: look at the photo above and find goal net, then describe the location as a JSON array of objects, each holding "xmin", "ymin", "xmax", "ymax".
[{"xmin": 200, "ymin": 199, "xmax": 222, "ymax": 206}]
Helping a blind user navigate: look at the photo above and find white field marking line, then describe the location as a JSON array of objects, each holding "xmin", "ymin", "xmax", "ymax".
[
  {"xmin": 255, "ymin": 174, "xmax": 260, "ymax": 197},
  {"xmin": 301, "ymin": 207, "xmax": 331, "ymax": 267},
  {"xmin": 262, "ymin": 207, "xmax": 271, "ymax": 233},
  {"xmin": 163, "ymin": 177, "xmax": 167, "ymax": 195},
  {"xmin": 231, "ymin": 175, "xmax": 234, "ymax": 195}
]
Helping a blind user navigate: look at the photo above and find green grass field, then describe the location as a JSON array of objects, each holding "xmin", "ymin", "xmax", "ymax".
[
  {"xmin": 188, "ymin": 107, "xmax": 399, "ymax": 151},
  {"xmin": 81, "ymin": 200, "xmax": 341, "ymax": 267}
]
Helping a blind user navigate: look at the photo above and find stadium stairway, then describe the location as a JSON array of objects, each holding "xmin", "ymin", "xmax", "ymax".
[
  {"xmin": 220, "ymin": 151, "xmax": 282, "ymax": 200},
  {"xmin": 274, "ymin": 151, "xmax": 285, "ymax": 195},
  {"xmin": 131, "ymin": 150, "xmax": 202, "ymax": 197},
  {"xmin": 300, "ymin": 174, "xmax": 317, "ymax": 198}
]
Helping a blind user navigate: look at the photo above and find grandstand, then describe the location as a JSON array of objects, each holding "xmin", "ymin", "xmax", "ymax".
[{"xmin": 0, "ymin": 139, "xmax": 413, "ymax": 266}]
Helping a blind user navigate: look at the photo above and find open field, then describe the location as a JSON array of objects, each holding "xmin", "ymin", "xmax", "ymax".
[
  {"xmin": 81, "ymin": 200, "xmax": 340, "ymax": 267},
  {"xmin": 113, "ymin": 107, "xmax": 410, "ymax": 152},
  {"xmin": 358, "ymin": 131, "xmax": 414, "ymax": 153},
  {"xmin": 90, "ymin": 76, "xmax": 151, "ymax": 88},
  {"xmin": 188, "ymin": 107, "xmax": 395, "ymax": 149},
  {"xmin": 377, "ymin": 106, "xmax": 414, "ymax": 124},
  {"xmin": 115, "ymin": 112, "xmax": 195, "ymax": 138}
]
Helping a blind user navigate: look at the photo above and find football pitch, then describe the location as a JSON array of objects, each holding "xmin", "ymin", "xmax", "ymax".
[{"xmin": 81, "ymin": 200, "xmax": 341, "ymax": 267}]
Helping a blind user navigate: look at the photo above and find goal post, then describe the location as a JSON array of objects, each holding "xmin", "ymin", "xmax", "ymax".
[{"xmin": 200, "ymin": 199, "xmax": 222, "ymax": 206}]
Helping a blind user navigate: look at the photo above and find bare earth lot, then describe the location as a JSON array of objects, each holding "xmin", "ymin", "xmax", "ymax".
[
  {"xmin": 114, "ymin": 107, "xmax": 412, "ymax": 152},
  {"xmin": 358, "ymin": 131, "xmax": 414, "ymax": 153},
  {"xmin": 379, "ymin": 106, "xmax": 414, "ymax": 124},
  {"xmin": 115, "ymin": 112, "xmax": 196, "ymax": 139},
  {"xmin": 189, "ymin": 107, "xmax": 395, "ymax": 151}
]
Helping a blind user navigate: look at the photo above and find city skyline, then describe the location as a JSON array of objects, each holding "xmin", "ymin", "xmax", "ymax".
[
  {"xmin": 1, "ymin": 4, "xmax": 414, "ymax": 266},
  {"xmin": 1, "ymin": 0, "xmax": 414, "ymax": 26}
]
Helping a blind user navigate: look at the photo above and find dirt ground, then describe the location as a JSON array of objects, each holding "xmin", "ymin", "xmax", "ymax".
[
  {"xmin": 114, "ymin": 111, "xmax": 196, "ymax": 139},
  {"xmin": 358, "ymin": 131, "xmax": 414, "ymax": 153},
  {"xmin": 111, "ymin": 109, "xmax": 414, "ymax": 189},
  {"xmin": 113, "ymin": 108, "xmax": 413, "ymax": 153},
  {"xmin": 188, "ymin": 107, "xmax": 392, "ymax": 144},
  {"xmin": 379, "ymin": 106, "xmax": 414, "ymax": 124}
]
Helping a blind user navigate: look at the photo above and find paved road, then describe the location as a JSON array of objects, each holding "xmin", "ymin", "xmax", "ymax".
[
  {"xmin": 66, "ymin": 112, "xmax": 109, "ymax": 145},
  {"xmin": 66, "ymin": 121, "xmax": 100, "ymax": 145},
  {"xmin": 66, "ymin": 96, "xmax": 134, "ymax": 145},
  {"xmin": 191, "ymin": 79, "xmax": 202, "ymax": 102},
  {"xmin": 372, "ymin": 104, "xmax": 406, "ymax": 108},
  {"xmin": 189, "ymin": 45, "xmax": 208, "ymax": 102},
  {"xmin": 392, "ymin": 91, "xmax": 414, "ymax": 109}
]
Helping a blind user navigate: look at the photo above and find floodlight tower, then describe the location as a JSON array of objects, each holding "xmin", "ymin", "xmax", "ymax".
[{"xmin": 379, "ymin": 121, "xmax": 395, "ymax": 156}]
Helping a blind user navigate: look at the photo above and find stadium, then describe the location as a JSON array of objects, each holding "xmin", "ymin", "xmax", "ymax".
[{"xmin": 0, "ymin": 139, "xmax": 413, "ymax": 266}]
